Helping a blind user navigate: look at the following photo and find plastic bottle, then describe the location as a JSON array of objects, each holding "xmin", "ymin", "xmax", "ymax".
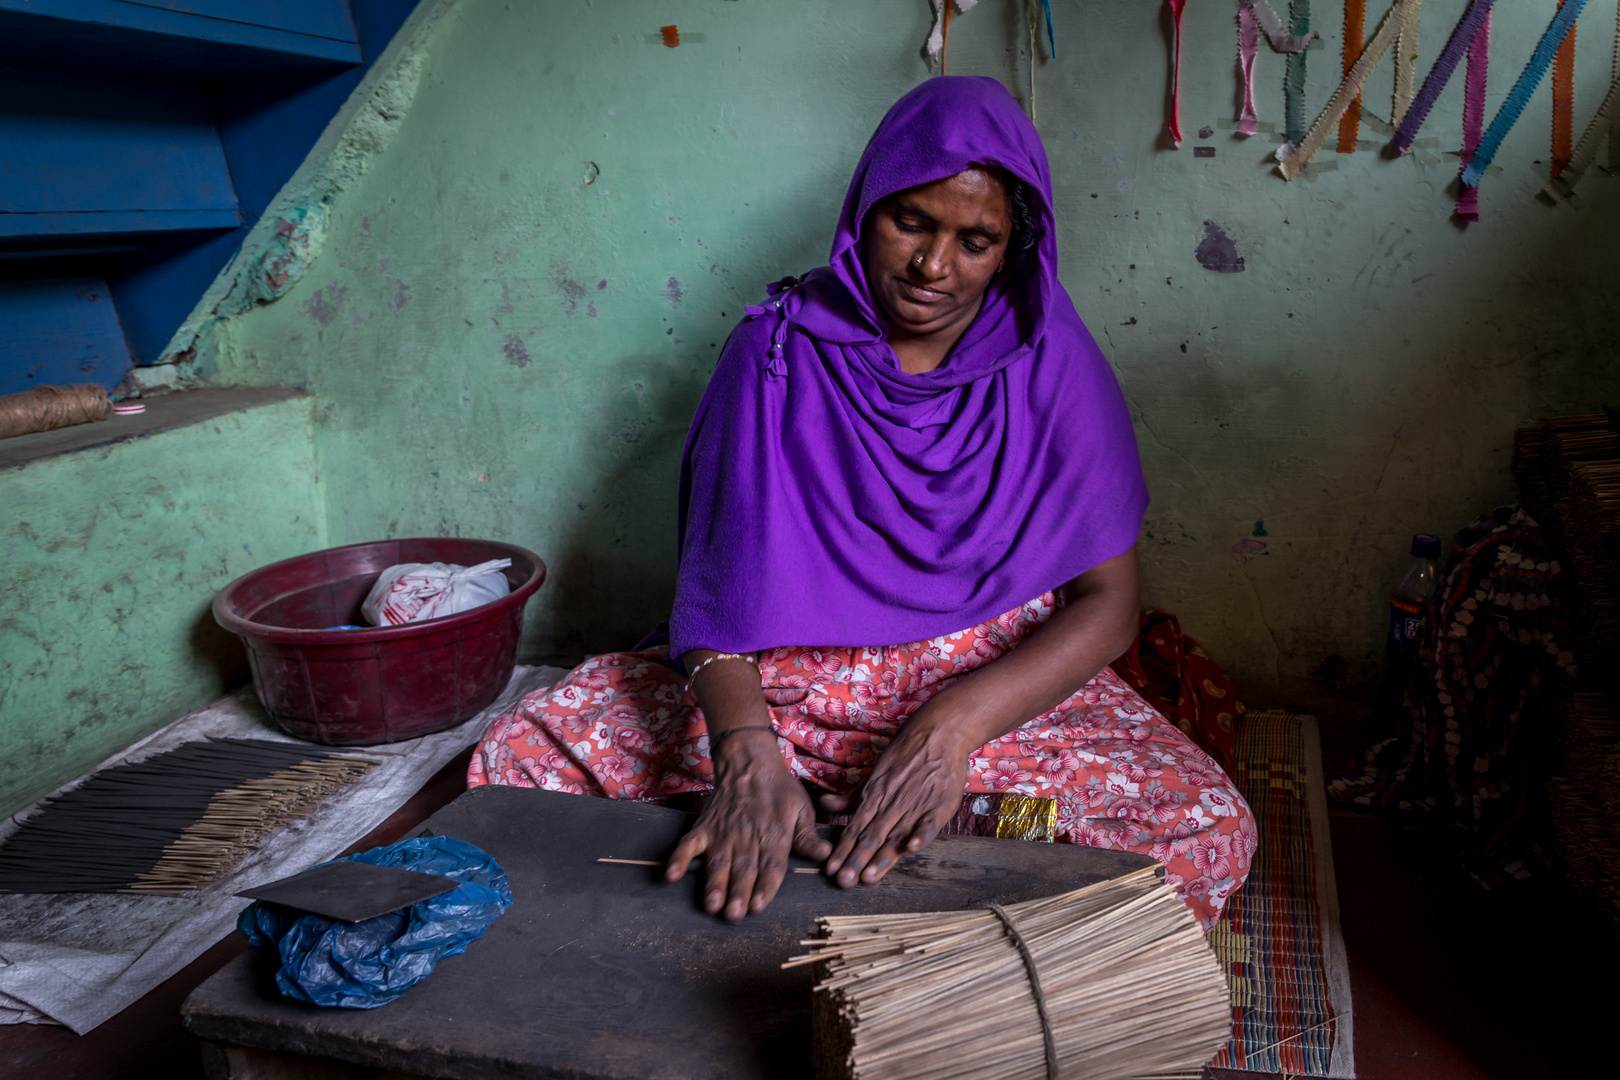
[
  {"xmin": 1381, "ymin": 533, "xmax": 1442, "ymax": 723},
  {"xmin": 1389, "ymin": 534, "xmax": 1443, "ymax": 654}
]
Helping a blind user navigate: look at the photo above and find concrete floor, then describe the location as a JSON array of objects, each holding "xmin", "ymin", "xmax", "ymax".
[{"xmin": 2, "ymin": 749, "xmax": 1612, "ymax": 1080}]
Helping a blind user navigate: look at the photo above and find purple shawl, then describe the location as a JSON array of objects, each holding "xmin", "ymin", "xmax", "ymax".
[{"xmin": 669, "ymin": 76, "xmax": 1147, "ymax": 657}]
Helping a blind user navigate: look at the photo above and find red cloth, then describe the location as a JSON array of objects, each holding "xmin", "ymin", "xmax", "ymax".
[{"xmin": 1111, "ymin": 611, "xmax": 1241, "ymax": 768}]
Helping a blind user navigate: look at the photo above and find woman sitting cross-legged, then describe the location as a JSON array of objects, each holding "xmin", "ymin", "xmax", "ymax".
[{"xmin": 470, "ymin": 77, "xmax": 1255, "ymax": 930}]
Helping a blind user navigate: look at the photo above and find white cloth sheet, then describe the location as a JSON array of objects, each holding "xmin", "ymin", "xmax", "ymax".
[{"xmin": 0, "ymin": 665, "xmax": 561, "ymax": 1033}]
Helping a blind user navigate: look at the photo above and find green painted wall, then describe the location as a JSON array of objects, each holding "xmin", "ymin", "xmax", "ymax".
[
  {"xmin": 192, "ymin": 0, "xmax": 1620, "ymax": 717},
  {"xmin": 0, "ymin": 397, "xmax": 325, "ymax": 814}
]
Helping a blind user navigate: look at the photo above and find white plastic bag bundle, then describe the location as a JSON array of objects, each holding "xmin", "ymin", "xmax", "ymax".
[{"xmin": 361, "ymin": 559, "xmax": 512, "ymax": 627}]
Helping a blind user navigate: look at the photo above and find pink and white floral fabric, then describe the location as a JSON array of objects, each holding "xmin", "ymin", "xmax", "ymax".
[{"xmin": 469, "ymin": 594, "xmax": 1255, "ymax": 929}]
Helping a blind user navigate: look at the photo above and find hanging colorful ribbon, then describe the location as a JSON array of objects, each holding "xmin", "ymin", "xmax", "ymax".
[
  {"xmin": 1251, "ymin": 0, "xmax": 1316, "ymax": 50},
  {"xmin": 1239, "ymin": 2, "xmax": 1262, "ymax": 135},
  {"xmin": 1167, "ymin": 0, "xmax": 1189, "ymax": 147},
  {"xmin": 1279, "ymin": 0, "xmax": 1421, "ymax": 179},
  {"xmin": 1546, "ymin": 0, "xmax": 1620, "ymax": 199},
  {"xmin": 1237, "ymin": 0, "xmax": 1314, "ymax": 137},
  {"xmin": 927, "ymin": 0, "xmax": 980, "ymax": 72},
  {"xmin": 1460, "ymin": 0, "xmax": 1587, "ymax": 189},
  {"xmin": 1338, "ymin": 0, "xmax": 1368, "ymax": 152},
  {"xmin": 1026, "ymin": 0, "xmax": 1039, "ymax": 120},
  {"xmin": 1552, "ymin": 1, "xmax": 1579, "ymax": 176},
  {"xmin": 1392, "ymin": 0, "xmax": 1424, "ymax": 125},
  {"xmin": 1041, "ymin": 0, "xmax": 1056, "ymax": 58},
  {"xmin": 1613, "ymin": 37, "xmax": 1620, "ymax": 172},
  {"xmin": 1457, "ymin": 10, "xmax": 1492, "ymax": 222},
  {"xmin": 1391, "ymin": 0, "xmax": 1496, "ymax": 154},
  {"xmin": 1284, "ymin": 1, "xmax": 1313, "ymax": 146}
]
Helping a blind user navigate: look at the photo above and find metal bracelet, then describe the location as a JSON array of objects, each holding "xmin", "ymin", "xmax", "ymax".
[{"xmin": 686, "ymin": 651, "xmax": 758, "ymax": 694}]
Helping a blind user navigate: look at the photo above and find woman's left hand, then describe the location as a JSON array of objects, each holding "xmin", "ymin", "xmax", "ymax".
[{"xmin": 820, "ymin": 707, "xmax": 975, "ymax": 887}]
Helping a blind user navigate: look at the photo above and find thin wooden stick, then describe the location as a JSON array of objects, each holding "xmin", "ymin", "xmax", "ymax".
[
  {"xmin": 1243, "ymin": 1013, "xmax": 1346, "ymax": 1061},
  {"xmin": 597, "ymin": 857, "xmax": 820, "ymax": 874}
]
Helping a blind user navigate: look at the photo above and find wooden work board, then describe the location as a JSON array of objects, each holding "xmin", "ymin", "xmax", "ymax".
[{"xmin": 184, "ymin": 785, "xmax": 1155, "ymax": 1080}]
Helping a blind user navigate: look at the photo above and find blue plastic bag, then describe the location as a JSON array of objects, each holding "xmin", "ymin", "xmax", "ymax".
[{"xmin": 238, "ymin": 835, "xmax": 512, "ymax": 1008}]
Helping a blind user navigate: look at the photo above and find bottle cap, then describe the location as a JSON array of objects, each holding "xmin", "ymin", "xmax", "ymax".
[{"xmin": 1411, "ymin": 534, "xmax": 1441, "ymax": 559}]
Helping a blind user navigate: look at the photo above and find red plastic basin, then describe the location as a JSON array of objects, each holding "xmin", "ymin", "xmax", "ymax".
[{"xmin": 213, "ymin": 538, "xmax": 546, "ymax": 745}]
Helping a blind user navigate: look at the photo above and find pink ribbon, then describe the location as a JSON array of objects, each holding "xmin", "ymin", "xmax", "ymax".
[
  {"xmin": 1457, "ymin": 10, "xmax": 1491, "ymax": 221},
  {"xmin": 1239, "ymin": 1, "xmax": 1261, "ymax": 135},
  {"xmin": 1168, "ymin": 0, "xmax": 1188, "ymax": 147}
]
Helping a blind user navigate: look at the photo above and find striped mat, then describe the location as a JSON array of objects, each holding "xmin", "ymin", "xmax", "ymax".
[{"xmin": 1208, "ymin": 710, "xmax": 1354, "ymax": 1076}]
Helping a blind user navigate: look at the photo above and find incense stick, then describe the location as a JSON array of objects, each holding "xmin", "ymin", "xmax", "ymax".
[
  {"xmin": 0, "ymin": 739, "xmax": 378, "ymax": 895},
  {"xmin": 597, "ymin": 857, "xmax": 821, "ymax": 874}
]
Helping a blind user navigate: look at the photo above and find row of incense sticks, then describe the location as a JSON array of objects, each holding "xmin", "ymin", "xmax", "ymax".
[
  {"xmin": 786, "ymin": 866, "xmax": 1230, "ymax": 1080},
  {"xmin": 0, "ymin": 738, "xmax": 377, "ymax": 895}
]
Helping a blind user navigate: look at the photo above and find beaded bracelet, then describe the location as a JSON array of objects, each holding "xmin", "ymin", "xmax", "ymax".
[{"xmin": 686, "ymin": 651, "xmax": 758, "ymax": 693}]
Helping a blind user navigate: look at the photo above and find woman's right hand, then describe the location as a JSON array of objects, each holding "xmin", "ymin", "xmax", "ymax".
[{"xmin": 665, "ymin": 731, "xmax": 832, "ymax": 921}]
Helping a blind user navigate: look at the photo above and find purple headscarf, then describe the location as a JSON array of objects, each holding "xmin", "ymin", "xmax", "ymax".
[{"xmin": 669, "ymin": 76, "xmax": 1147, "ymax": 658}]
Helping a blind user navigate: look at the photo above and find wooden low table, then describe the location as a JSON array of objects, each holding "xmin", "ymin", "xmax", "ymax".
[{"xmin": 185, "ymin": 785, "xmax": 1154, "ymax": 1080}]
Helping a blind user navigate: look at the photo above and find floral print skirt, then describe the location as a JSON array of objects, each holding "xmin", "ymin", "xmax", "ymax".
[{"xmin": 469, "ymin": 594, "xmax": 1255, "ymax": 929}]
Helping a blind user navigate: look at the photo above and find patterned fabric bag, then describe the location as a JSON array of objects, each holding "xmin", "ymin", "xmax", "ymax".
[
  {"xmin": 1331, "ymin": 505, "xmax": 1578, "ymax": 881},
  {"xmin": 1110, "ymin": 610, "xmax": 1242, "ymax": 768}
]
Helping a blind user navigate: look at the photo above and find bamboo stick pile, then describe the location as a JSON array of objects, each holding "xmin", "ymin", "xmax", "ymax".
[
  {"xmin": 0, "ymin": 738, "xmax": 377, "ymax": 895},
  {"xmin": 786, "ymin": 866, "xmax": 1230, "ymax": 1080},
  {"xmin": 1514, "ymin": 412, "xmax": 1620, "ymax": 665},
  {"xmin": 1516, "ymin": 412, "xmax": 1620, "ymax": 925},
  {"xmin": 1547, "ymin": 691, "xmax": 1620, "ymax": 926}
]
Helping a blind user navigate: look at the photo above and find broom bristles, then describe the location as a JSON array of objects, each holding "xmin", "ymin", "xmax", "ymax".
[{"xmin": 791, "ymin": 866, "xmax": 1231, "ymax": 1080}]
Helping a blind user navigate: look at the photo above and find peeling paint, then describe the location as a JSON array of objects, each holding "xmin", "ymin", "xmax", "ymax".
[
  {"xmin": 386, "ymin": 276, "xmax": 411, "ymax": 312},
  {"xmin": 558, "ymin": 277, "xmax": 587, "ymax": 314},
  {"xmin": 152, "ymin": 0, "xmax": 455, "ymax": 372},
  {"xmin": 503, "ymin": 334, "xmax": 532, "ymax": 368},
  {"xmin": 303, "ymin": 284, "xmax": 348, "ymax": 325},
  {"xmin": 1232, "ymin": 538, "xmax": 1268, "ymax": 564},
  {"xmin": 1195, "ymin": 222, "xmax": 1245, "ymax": 274}
]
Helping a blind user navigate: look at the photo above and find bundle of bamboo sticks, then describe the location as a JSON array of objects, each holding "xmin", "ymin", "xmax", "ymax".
[
  {"xmin": 0, "ymin": 739, "xmax": 377, "ymax": 895},
  {"xmin": 1548, "ymin": 691, "xmax": 1620, "ymax": 926},
  {"xmin": 786, "ymin": 866, "xmax": 1230, "ymax": 1080},
  {"xmin": 1515, "ymin": 412, "xmax": 1620, "ymax": 663}
]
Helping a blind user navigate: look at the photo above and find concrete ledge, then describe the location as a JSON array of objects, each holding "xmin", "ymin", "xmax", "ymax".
[{"xmin": 0, "ymin": 386, "xmax": 308, "ymax": 471}]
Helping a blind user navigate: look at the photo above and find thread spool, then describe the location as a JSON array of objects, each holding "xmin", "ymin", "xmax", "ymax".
[{"xmin": 0, "ymin": 384, "xmax": 114, "ymax": 441}]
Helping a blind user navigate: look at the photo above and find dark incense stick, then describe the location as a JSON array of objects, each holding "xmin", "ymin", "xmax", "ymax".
[{"xmin": 0, "ymin": 738, "xmax": 377, "ymax": 895}]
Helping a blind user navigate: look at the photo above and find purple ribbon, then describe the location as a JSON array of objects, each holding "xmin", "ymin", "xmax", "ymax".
[{"xmin": 1391, "ymin": 0, "xmax": 1497, "ymax": 153}]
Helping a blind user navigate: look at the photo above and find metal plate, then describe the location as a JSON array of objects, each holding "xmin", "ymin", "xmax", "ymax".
[{"xmin": 237, "ymin": 860, "xmax": 457, "ymax": 922}]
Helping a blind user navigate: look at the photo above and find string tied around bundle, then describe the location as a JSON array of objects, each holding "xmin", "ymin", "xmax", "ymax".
[
  {"xmin": 985, "ymin": 900, "xmax": 1060, "ymax": 1080},
  {"xmin": 0, "ymin": 384, "xmax": 112, "ymax": 441}
]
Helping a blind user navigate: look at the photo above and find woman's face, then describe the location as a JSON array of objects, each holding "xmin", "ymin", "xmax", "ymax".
[{"xmin": 862, "ymin": 167, "xmax": 1014, "ymax": 345}]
